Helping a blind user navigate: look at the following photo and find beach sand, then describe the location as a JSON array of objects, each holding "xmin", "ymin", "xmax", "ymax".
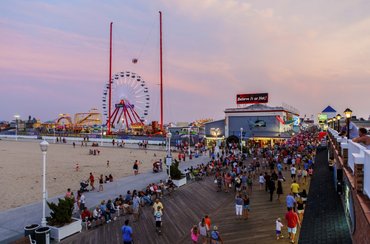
[{"xmin": 0, "ymin": 140, "xmax": 167, "ymax": 211}]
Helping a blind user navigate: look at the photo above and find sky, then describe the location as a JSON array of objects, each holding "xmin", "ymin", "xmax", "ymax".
[{"xmin": 1, "ymin": 0, "xmax": 370, "ymax": 123}]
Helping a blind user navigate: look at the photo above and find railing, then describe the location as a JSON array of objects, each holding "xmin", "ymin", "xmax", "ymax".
[
  {"xmin": 328, "ymin": 128, "xmax": 370, "ymax": 198},
  {"xmin": 348, "ymin": 140, "xmax": 366, "ymax": 172},
  {"xmin": 363, "ymin": 150, "xmax": 370, "ymax": 197}
]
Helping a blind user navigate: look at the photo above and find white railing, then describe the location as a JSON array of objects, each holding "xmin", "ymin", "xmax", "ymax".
[
  {"xmin": 347, "ymin": 140, "xmax": 366, "ymax": 172},
  {"xmin": 364, "ymin": 150, "xmax": 370, "ymax": 198}
]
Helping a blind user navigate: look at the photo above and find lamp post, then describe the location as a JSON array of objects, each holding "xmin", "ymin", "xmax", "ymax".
[
  {"xmin": 166, "ymin": 132, "xmax": 172, "ymax": 178},
  {"xmin": 100, "ymin": 124, "xmax": 104, "ymax": 146},
  {"xmin": 40, "ymin": 140, "xmax": 49, "ymax": 227},
  {"xmin": 14, "ymin": 115, "xmax": 20, "ymax": 141},
  {"xmin": 344, "ymin": 108, "xmax": 352, "ymax": 139},
  {"xmin": 332, "ymin": 117, "xmax": 336, "ymax": 129},
  {"xmin": 188, "ymin": 126, "xmax": 192, "ymax": 156},
  {"xmin": 240, "ymin": 127, "xmax": 243, "ymax": 155},
  {"xmin": 336, "ymin": 114, "xmax": 341, "ymax": 132},
  {"xmin": 53, "ymin": 125, "xmax": 56, "ymax": 143}
]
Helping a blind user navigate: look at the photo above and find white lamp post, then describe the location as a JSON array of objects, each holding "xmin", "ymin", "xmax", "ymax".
[
  {"xmin": 166, "ymin": 132, "xmax": 172, "ymax": 178},
  {"xmin": 240, "ymin": 127, "xmax": 244, "ymax": 154},
  {"xmin": 188, "ymin": 126, "xmax": 192, "ymax": 156},
  {"xmin": 40, "ymin": 140, "xmax": 49, "ymax": 227},
  {"xmin": 14, "ymin": 115, "xmax": 20, "ymax": 141},
  {"xmin": 53, "ymin": 125, "xmax": 56, "ymax": 143},
  {"xmin": 100, "ymin": 125, "xmax": 104, "ymax": 146}
]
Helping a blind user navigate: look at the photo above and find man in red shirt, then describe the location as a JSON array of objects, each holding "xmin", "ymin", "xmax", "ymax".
[
  {"xmin": 89, "ymin": 172, "xmax": 95, "ymax": 191},
  {"xmin": 285, "ymin": 207, "xmax": 301, "ymax": 243}
]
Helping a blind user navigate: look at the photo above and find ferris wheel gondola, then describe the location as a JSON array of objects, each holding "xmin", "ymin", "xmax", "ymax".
[{"xmin": 102, "ymin": 71, "xmax": 150, "ymax": 130}]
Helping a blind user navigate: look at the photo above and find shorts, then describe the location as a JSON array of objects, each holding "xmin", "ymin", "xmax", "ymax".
[
  {"xmin": 243, "ymin": 205, "xmax": 250, "ymax": 210},
  {"xmin": 297, "ymin": 209, "xmax": 304, "ymax": 214},
  {"xmin": 291, "ymin": 174, "xmax": 296, "ymax": 178},
  {"xmin": 276, "ymin": 230, "xmax": 281, "ymax": 235},
  {"xmin": 288, "ymin": 227, "xmax": 297, "ymax": 234},
  {"xmin": 156, "ymin": 221, "xmax": 161, "ymax": 228}
]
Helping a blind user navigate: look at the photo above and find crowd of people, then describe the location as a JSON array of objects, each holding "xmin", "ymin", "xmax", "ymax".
[
  {"xmin": 60, "ymin": 126, "xmax": 321, "ymax": 243},
  {"xmin": 184, "ymin": 127, "xmax": 319, "ymax": 243}
]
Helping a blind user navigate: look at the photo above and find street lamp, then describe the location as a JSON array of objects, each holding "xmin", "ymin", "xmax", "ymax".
[
  {"xmin": 53, "ymin": 125, "xmax": 56, "ymax": 143},
  {"xmin": 336, "ymin": 114, "xmax": 341, "ymax": 132},
  {"xmin": 40, "ymin": 140, "xmax": 49, "ymax": 227},
  {"xmin": 344, "ymin": 108, "xmax": 352, "ymax": 139},
  {"xmin": 166, "ymin": 132, "xmax": 172, "ymax": 178},
  {"xmin": 240, "ymin": 127, "xmax": 243, "ymax": 155},
  {"xmin": 332, "ymin": 117, "xmax": 336, "ymax": 129},
  {"xmin": 100, "ymin": 124, "xmax": 104, "ymax": 146},
  {"xmin": 14, "ymin": 115, "xmax": 20, "ymax": 141},
  {"xmin": 188, "ymin": 126, "xmax": 192, "ymax": 156}
]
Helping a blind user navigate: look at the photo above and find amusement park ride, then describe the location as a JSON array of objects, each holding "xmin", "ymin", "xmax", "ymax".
[
  {"xmin": 55, "ymin": 109, "xmax": 102, "ymax": 132},
  {"xmin": 103, "ymin": 11, "xmax": 165, "ymax": 135}
]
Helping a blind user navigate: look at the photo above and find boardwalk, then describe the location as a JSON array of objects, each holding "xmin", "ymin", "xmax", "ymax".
[
  {"xmin": 299, "ymin": 148, "xmax": 352, "ymax": 244},
  {"xmin": 62, "ymin": 168, "xmax": 310, "ymax": 244}
]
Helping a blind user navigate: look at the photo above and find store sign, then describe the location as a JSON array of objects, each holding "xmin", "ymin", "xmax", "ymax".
[{"xmin": 236, "ymin": 93, "xmax": 268, "ymax": 104}]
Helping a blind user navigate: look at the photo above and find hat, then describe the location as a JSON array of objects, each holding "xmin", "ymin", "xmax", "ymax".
[
  {"xmin": 277, "ymin": 217, "xmax": 281, "ymax": 221},
  {"xmin": 213, "ymin": 225, "xmax": 218, "ymax": 230}
]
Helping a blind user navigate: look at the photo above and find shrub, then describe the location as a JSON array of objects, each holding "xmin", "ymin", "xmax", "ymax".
[
  {"xmin": 170, "ymin": 159, "xmax": 184, "ymax": 180},
  {"xmin": 47, "ymin": 197, "xmax": 74, "ymax": 227}
]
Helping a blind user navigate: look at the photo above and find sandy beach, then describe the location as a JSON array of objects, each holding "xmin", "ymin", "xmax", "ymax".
[{"xmin": 0, "ymin": 140, "xmax": 167, "ymax": 211}]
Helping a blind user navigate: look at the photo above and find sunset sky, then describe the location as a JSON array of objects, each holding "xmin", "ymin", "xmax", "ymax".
[{"xmin": 1, "ymin": 0, "xmax": 369, "ymax": 123}]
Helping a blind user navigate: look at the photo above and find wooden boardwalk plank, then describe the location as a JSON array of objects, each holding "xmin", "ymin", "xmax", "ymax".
[{"xmin": 62, "ymin": 169, "xmax": 310, "ymax": 244}]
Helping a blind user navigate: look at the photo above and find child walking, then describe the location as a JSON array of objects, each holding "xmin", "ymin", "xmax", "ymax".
[{"xmin": 276, "ymin": 217, "xmax": 284, "ymax": 240}]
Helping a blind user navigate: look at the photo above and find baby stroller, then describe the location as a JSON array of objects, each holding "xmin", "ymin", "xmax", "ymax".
[{"xmin": 80, "ymin": 180, "xmax": 89, "ymax": 192}]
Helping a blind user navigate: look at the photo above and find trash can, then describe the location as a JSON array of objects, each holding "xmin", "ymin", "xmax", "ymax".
[
  {"xmin": 35, "ymin": 226, "xmax": 50, "ymax": 244},
  {"xmin": 24, "ymin": 224, "xmax": 39, "ymax": 240}
]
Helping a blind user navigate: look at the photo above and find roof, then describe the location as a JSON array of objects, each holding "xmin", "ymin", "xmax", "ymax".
[
  {"xmin": 322, "ymin": 106, "xmax": 336, "ymax": 113},
  {"xmin": 225, "ymin": 104, "xmax": 299, "ymax": 116}
]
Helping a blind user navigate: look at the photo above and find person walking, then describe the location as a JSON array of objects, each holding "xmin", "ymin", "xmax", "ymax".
[
  {"xmin": 89, "ymin": 172, "xmax": 95, "ymax": 191},
  {"xmin": 210, "ymin": 226, "xmax": 224, "ymax": 244},
  {"xmin": 258, "ymin": 173, "xmax": 265, "ymax": 190},
  {"xmin": 132, "ymin": 194, "xmax": 140, "ymax": 222},
  {"xmin": 191, "ymin": 225, "xmax": 200, "ymax": 243},
  {"xmin": 133, "ymin": 160, "xmax": 139, "ymax": 175},
  {"xmin": 235, "ymin": 193, "xmax": 243, "ymax": 219},
  {"xmin": 198, "ymin": 218, "xmax": 208, "ymax": 244},
  {"xmin": 285, "ymin": 207, "xmax": 300, "ymax": 243},
  {"xmin": 268, "ymin": 179, "xmax": 276, "ymax": 202},
  {"xmin": 98, "ymin": 174, "xmax": 104, "ymax": 192},
  {"xmin": 154, "ymin": 206, "xmax": 163, "ymax": 234},
  {"xmin": 242, "ymin": 194, "xmax": 250, "ymax": 220},
  {"xmin": 277, "ymin": 179, "xmax": 283, "ymax": 202},
  {"xmin": 275, "ymin": 217, "xmax": 284, "ymax": 240},
  {"xmin": 122, "ymin": 219, "xmax": 133, "ymax": 244},
  {"xmin": 291, "ymin": 180, "xmax": 300, "ymax": 197}
]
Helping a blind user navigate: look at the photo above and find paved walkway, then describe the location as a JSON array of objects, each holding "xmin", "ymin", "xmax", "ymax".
[
  {"xmin": 299, "ymin": 148, "xmax": 352, "ymax": 244},
  {"xmin": 0, "ymin": 155, "xmax": 209, "ymax": 243}
]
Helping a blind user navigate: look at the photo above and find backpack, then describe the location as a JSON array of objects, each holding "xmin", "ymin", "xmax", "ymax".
[{"xmin": 211, "ymin": 230, "xmax": 219, "ymax": 240}]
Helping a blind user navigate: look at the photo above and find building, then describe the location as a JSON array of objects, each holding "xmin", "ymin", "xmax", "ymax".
[{"xmin": 205, "ymin": 103, "xmax": 300, "ymax": 147}]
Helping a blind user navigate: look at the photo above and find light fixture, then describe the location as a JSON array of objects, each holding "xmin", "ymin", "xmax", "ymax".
[{"xmin": 344, "ymin": 108, "xmax": 352, "ymax": 119}]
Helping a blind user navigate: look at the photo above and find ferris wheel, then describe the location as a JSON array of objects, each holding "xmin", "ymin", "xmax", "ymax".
[{"xmin": 102, "ymin": 71, "xmax": 150, "ymax": 130}]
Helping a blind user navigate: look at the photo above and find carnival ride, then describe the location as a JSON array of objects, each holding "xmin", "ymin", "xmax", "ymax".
[
  {"xmin": 54, "ymin": 110, "xmax": 103, "ymax": 132},
  {"xmin": 102, "ymin": 71, "xmax": 150, "ymax": 132}
]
